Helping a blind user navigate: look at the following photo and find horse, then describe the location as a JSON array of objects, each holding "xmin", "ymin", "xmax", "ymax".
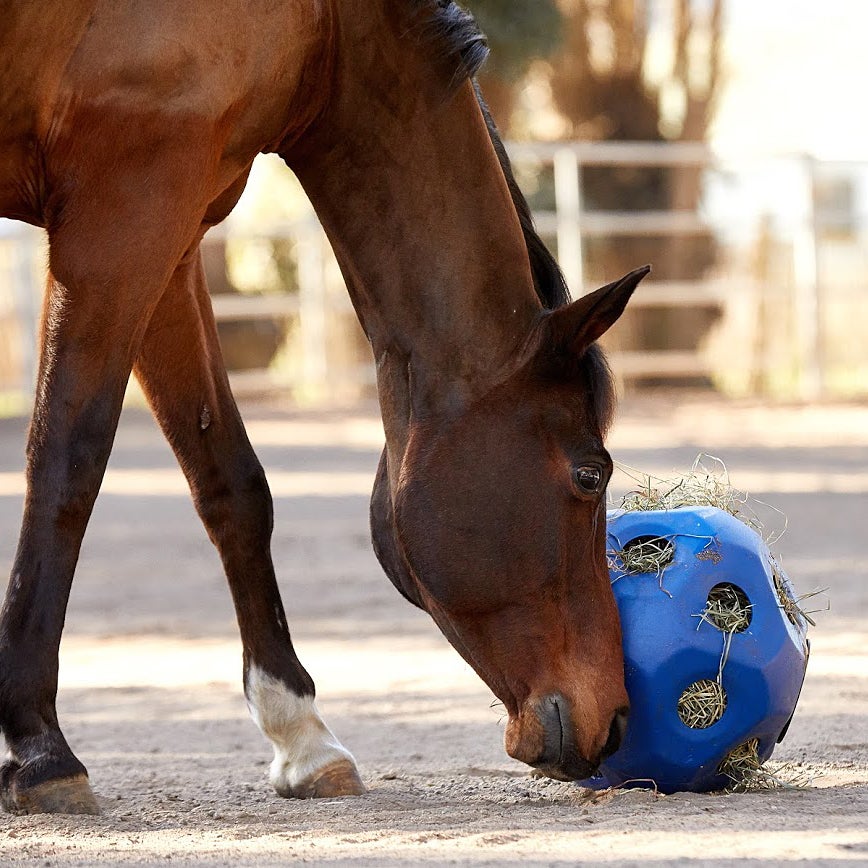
[{"xmin": 0, "ymin": 0, "xmax": 649, "ymax": 815}]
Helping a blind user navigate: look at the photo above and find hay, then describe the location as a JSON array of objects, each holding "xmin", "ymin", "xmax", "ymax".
[
  {"xmin": 610, "ymin": 535, "xmax": 675, "ymax": 576},
  {"xmin": 718, "ymin": 738, "xmax": 814, "ymax": 792},
  {"xmin": 771, "ymin": 558, "xmax": 828, "ymax": 628},
  {"xmin": 608, "ymin": 533, "xmax": 718, "ymax": 597},
  {"xmin": 684, "ymin": 587, "xmax": 751, "ymax": 742},
  {"xmin": 718, "ymin": 738, "xmax": 763, "ymax": 788},
  {"xmin": 677, "ymin": 679, "xmax": 727, "ymax": 729},
  {"xmin": 613, "ymin": 453, "xmax": 787, "ymax": 544},
  {"xmin": 618, "ymin": 454, "xmax": 743, "ymax": 514},
  {"xmin": 697, "ymin": 583, "xmax": 753, "ymax": 634}
]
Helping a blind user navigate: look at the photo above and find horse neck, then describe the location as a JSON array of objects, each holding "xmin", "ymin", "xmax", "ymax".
[{"xmin": 288, "ymin": 31, "xmax": 541, "ymax": 454}]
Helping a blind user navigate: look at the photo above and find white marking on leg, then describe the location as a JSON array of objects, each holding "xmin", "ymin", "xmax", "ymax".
[{"xmin": 246, "ymin": 665, "xmax": 357, "ymax": 795}]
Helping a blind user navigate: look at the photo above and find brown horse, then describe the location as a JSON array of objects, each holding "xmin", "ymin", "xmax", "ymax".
[{"xmin": 0, "ymin": 0, "xmax": 648, "ymax": 814}]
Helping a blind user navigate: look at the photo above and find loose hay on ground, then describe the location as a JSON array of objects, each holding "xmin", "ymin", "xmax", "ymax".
[{"xmin": 718, "ymin": 738, "xmax": 814, "ymax": 792}]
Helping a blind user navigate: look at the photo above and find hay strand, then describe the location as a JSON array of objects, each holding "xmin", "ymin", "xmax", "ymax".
[
  {"xmin": 718, "ymin": 738, "xmax": 763, "ymax": 788},
  {"xmin": 677, "ymin": 679, "xmax": 727, "ymax": 729},
  {"xmin": 608, "ymin": 534, "xmax": 676, "ymax": 578},
  {"xmin": 718, "ymin": 738, "xmax": 814, "ymax": 791},
  {"xmin": 608, "ymin": 533, "xmax": 715, "ymax": 597},
  {"xmin": 613, "ymin": 453, "xmax": 787, "ymax": 544},
  {"xmin": 696, "ymin": 583, "xmax": 753, "ymax": 634},
  {"xmin": 770, "ymin": 558, "xmax": 828, "ymax": 628}
]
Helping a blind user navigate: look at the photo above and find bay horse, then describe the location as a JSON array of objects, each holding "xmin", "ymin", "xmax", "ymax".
[{"xmin": 0, "ymin": 0, "xmax": 649, "ymax": 814}]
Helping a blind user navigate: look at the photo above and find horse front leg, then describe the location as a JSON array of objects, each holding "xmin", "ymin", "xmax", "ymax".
[
  {"xmin": 0, "ymin": 250, "xmax": 178, "ymax": 814},
  {"xmin": 134, "ymin": 252, "xmax": 365, "ymax": 800}
]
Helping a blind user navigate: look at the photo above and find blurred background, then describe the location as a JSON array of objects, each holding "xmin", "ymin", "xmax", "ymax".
[{"xmin": 1, "ymin": 0, "xmax": 866, "ymax": 413}]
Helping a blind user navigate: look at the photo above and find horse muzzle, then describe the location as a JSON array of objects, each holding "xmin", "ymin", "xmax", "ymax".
[{"xmin": 504, "ymin": 693, "xmax": 628, "ymax": 782}]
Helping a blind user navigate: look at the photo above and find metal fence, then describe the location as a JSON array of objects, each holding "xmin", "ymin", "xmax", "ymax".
[
  {"xmin": 512, "ymin": 140, "xmax": 723, "ymax": 383},
  {"xmin": 1, "ymin": 144, "xmax": 866, "ymax": 410}
]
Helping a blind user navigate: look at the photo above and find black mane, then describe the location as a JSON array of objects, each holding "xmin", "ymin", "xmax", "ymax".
[
  {"xmin": 473, "ymin": 84, "xmax": 571, "ymax": 311},
  {"xmin": 410, "ymin": 0, "xmax": 490, "ymax": 86}
]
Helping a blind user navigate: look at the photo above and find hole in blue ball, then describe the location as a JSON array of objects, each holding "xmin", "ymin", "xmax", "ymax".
[
  {"xmin": 703, "ymin": 583, "xmax": 752, "ymax": 633},
  {"xmin": 677, "ymin": 679, "xmax": 727, "ymax": 728},
  {"xmin": 617, "ymin": 535, "xmax": 675, "ymax": 574}
]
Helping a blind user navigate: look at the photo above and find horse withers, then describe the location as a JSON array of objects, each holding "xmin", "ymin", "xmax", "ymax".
[{"xmin": 0, "ymin": 0, "xmax": 648, "ymax": 813}]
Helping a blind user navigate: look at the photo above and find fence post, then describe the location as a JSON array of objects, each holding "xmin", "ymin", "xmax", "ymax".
[
  {"xmin": 791, "ymin": 155, "xmax": 822, "ymax": 400},
  {"xmin": 553, "ymin": 147, "xmax": 584, "ymax": 295}
]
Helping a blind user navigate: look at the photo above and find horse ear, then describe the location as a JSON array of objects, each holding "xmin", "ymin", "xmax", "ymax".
[{"xmin": 545, "ymin": 265, "xmax": 651, "ymax": 355}]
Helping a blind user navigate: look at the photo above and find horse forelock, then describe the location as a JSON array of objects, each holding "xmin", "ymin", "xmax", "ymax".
[{"xmin": 408, "ymin": 1, "xmax": 489, "ymax": 84}]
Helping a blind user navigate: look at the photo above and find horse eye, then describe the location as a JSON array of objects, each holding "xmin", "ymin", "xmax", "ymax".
[{"xmin": 573, "ymin": 465, "xmax": 603, "ymax": 495}]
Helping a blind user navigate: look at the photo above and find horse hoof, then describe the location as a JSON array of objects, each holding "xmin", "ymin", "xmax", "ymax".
[
  {"xmin": 287, "ymin": 759, "xmax": 367, "ymax": 799},
  {"xmin": 1, "ymin": 772, "xmax": 100, "ymax": 816}
]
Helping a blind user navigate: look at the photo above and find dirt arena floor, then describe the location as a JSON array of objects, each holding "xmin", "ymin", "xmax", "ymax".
[{"xmin": 0, "ymin": 394, "xmax": 866, "ymax": 866}]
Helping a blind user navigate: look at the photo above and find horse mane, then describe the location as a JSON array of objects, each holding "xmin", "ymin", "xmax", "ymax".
[
  {"xmin": 473, "ymin": 86, "xmax": 571, "ymax": 312},
  {"xmin": 411, "ymin": 0, "xmax": 570, "ymax": 312},
  {"xmin": 412, "ymin": 0, "xmax": 615, "ymax": 433}
]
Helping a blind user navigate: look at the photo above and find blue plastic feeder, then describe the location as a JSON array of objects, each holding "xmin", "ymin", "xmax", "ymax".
[{"xmin": 583, "ymin": 506, "xmax": 809, "ymax": 793}]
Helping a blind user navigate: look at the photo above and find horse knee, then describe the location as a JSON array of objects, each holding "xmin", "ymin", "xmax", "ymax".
[
  {"xmin": 235, "ymin": 464, "xmax": 274, "ymax": 540},
  {"xmin": 195, "ymin": 460, "xmax": 273, "ymax": 547}
]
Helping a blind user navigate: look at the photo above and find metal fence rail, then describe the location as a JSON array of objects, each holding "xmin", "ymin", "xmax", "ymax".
[
  {"xmin": 520, "ymin": 140, "xmax": 716, "ymax": 383},
  {"xmin": 0, "ymin": 143, "xmax": 863, "ymax": 408}
]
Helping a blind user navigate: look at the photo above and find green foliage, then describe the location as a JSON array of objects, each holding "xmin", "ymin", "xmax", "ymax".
[{"xmin": 467, "ymin": 0, "xmax": 563, "ymax": 79}]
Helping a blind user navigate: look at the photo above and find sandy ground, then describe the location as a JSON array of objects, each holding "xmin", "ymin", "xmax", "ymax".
[{"xmin": 0, "ymin": 394, "xmax": 866, "ymax": 866}]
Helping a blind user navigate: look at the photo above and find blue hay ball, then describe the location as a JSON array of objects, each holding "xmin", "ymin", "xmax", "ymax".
[{"xmin": 584, "ymin": 505, "xmax": 809, "ymax": 793}]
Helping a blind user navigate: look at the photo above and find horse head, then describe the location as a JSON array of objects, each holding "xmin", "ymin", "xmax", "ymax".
[{"xmin": 373, "ymin": 267, "xmax": 648, "ymax": 781}]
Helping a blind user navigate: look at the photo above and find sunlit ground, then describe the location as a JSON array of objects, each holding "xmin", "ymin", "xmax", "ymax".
[{"xmin": 0, "ymin": 394, "xmax": 866, "ymax": 865}]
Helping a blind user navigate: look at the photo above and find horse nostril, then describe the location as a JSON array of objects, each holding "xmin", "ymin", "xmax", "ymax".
[
  {"xmin": 537, "ymin": 694, "xmax": 566, "ymax": 767},
  {"xmin": 601, "ymin": 708, "xmax": 629, "ymax": 760}
]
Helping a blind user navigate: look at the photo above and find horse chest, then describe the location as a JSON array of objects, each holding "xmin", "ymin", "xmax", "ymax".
[{"xmin": 0, "ymin": 5, "xmax": 95, "ymax": 222}]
